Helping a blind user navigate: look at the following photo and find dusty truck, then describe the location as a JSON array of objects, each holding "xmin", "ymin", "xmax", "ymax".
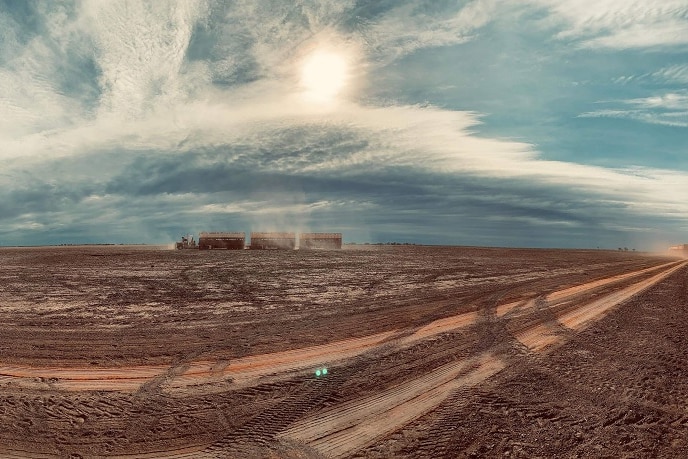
[
  {"xmin": 198, "ymin": 232, "xmax": 246, "ymax": 250},
  {"xmin": 249, "ymin": 232, "xmax": 296, "ymax": 250},
  {"xmin": 176, "ymin": 231, "xmax": 342, "ymax": 250},
  {"xmin": 175, "ymin": 234, "xmax": 197, "ymax": 249},
  {"xmin": 299, "ymin": 232, "xmax": 342, "ymax": 249}
]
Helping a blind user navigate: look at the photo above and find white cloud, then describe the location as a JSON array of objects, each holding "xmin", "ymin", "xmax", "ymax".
[
  {"xmin": 221, "ymin": 0, "xmax": 356, "ymax": 74},
  {"xmin": 361, "ymin": 0, "xmax": 497, "ymax": 62},
  {"xmin": 80, "ymin": 0, "xmax": 208, "ymax": 119},
  {"xmin": 628, "ymin": 92, "xmax": 688, "ymax": 110},
  {"xmin": 653, "ymin": 64, "xmax": 688, "ymax": 83},
  {"xmin": 579, "ymin": 109, "xmax": 688, "ymax": 128},
  {"xmin": 529, "ymin": 0, "xmax": 688, "ymax": 49},
  {"xmin": 0, "ymin": 4, "xmax": 89, "ymax": 140},
  {"xmin": 580, "ymin": 91, "xmax": 688, "ymax": 127},
  {"xmin": 582, "ymin": 21, "xmax": 688, "ymax": 49},
  {"xmin": 3, "ymin": 72, "xmax": 688, "ymax": 227},
  {"xmin": 196, "ymin": 199, "xmax": 365, "ymax": 216},
  {"xmin": 0, "ymin": 0, "xmax": 508, "ymax": 161},
  {"xmin": 92, "ymin": 96, "xmax": 688, "ymax": 222}
]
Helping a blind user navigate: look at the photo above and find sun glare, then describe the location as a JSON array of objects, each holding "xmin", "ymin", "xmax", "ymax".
[{"xmin": 300, "ymin": 50, "xmax": 348, "ymax": 102}]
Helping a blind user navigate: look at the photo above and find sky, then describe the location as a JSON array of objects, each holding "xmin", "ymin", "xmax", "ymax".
[{"xmin": 1, "ymin": 0, "xmax": 687, "ymax": 249}]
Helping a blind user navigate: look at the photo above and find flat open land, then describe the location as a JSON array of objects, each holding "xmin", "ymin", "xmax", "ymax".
[{"xmin": 0, "ymin": 245, "xmax": 686, "ymax": 458}]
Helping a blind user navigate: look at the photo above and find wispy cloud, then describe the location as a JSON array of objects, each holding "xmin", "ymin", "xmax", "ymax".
[
  {"xmin": 358, "ymin": 0, "xmax": 497, "ymax": 62},
  {"xmin": 82, "ymin": 1, "xmax": 208, "ymax": 119},
  {"xmin": 0, "ymin": 2, "xmax": 94, "ymax": 141},
  {"xmin": 530, "ymin": 0, "xmax": 688, "ymax": 49},
  {"xmin": 628, "ymin": 93, "xmax": 688, "ymax": 110},
  {"xmin": 579, "ymin": 109, "xmax": 688, "ymax": 128},
  {"xmin": 580, "ymin": 91, "xmax": 688, "ymax": 127},
  {"xmin": 653, "ymin": 64, "xmax": 688, "ymax": 83}
]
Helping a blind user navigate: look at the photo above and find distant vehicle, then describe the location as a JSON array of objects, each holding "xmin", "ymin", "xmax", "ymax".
[
  {"xmin": 199, "ymin": 232, "xmax": 245, "ymax": 250},
  {"xmin": 175, "ymin": 234, "xmax": 197, "ymax": 250},
  {"xmin": 175, "ymin": 232, "xmax": 343, "ymax": 250},
  {"xmin": 299, "ymin": 233, "xmax": 342, "ymax": 250},
  {"xmin": 668, "ymin": 244, "xmax": 688, "ymax": 258}
]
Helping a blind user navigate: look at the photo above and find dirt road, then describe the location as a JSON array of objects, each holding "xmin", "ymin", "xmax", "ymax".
[{"xmin": 0, "ymin": 246, "xmax": 685, "ymax": 457}]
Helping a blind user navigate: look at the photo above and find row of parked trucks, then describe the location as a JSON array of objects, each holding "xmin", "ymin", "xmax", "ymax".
[{"xmin": 176, "ymin": 232, "xmax": 342, "ymax": 250}]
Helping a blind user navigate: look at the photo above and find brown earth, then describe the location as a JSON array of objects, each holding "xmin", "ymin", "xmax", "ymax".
[{"xmin": 0, "ymin": 245, "xmax": 685, "ymax": 458}]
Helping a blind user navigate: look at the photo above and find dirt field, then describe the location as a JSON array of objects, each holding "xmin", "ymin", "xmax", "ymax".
[{"xmin": 0, "ymin": 245, "xmax": 686, "ymax": 458}]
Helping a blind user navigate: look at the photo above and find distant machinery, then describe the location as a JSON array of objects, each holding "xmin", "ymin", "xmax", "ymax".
[
  {"xmin": 299, "ymin": 232, "xmax": 342, "ymax": 250},
  {"xmin": 177, "ymin": 231, "xmax": 343, "ymax": 250},
  {"xmin": 175, "ymin": 234, "xmax": 197, "ymax": 250},
  {"xmin": 198, "ymin": 232, "xmax": 245, "ymax": 250},
  {"xmin": 250, "ymin": 232, "xmax": 296, "ymax": 250},
  {"xmin": 668, "ymin": 244, "xmax": 688, "ymax": 257}
]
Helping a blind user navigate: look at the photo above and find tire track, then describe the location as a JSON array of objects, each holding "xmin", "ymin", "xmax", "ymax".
[
  {"xmin": 279, "ymin": 354, "xmax": 504, "ymax": 458},
  {"xmin": 514, "ymin": 321, "xmax": 564, "ymax": 353},
  {"xmin": 203, "ymin": 364, "xmax": 357, "ymax": 457},
  {"xmin": 0, "ymin": 365, "xmax": 168, "ymax": 392},
  {"xmin": 275, "ymin": 261, "xmax": 685, "ymax": 458},
  {"xmin": 510, "ymin": 262, "xmax": 686, "ymax": 352},
  {"xmin": 557, "ymin": 262, "xmax": 686, "ymax": 331},
  {"xmin": 0, "ymin": 450, "xmax": 57, "ymax": 459},
  {"xmin": 0, "ymin": 262, "xmax": 679, "ymax": 394},
  {"xmin": 496, "ymin": 261, "xmax": 679, "ymax": 317},
  {"xmin": 165, "ymin": 329, "xmax": 398, "ymax": 392}
]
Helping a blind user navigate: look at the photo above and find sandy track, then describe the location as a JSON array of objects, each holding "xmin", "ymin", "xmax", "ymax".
[
  {"xmin": 279, "ymin": 354, "xmax": 504, "ymax": 458},
  {"xmin": 0, "ymin": 447, "xmax": 210, "ymax": 459},
  {"xmin": 0, "ymin": 364, "xmax": 168, "ymax": 392},
  {"xmin": 496, "ymin": 261, "xmax": 679, "ymax": 317},
  {"xmin": 267, "ymin": 262, "xmax": 686, "ymax": 457},
  {"xmin": 400, "ymin": 311, "xmax": 479, "ymax": 343},
  {"xmin": 557, "ymin": 261, "xmax": 686, "ymax": 330},
  {"xmin": 0, "ymin": 450, "xmax": 57, "ymax": 459},
  {"xmin": 0, "ymin": 261, "xmax": 680, "ymax": 395},
  {"xmin": 396, "ymin": 264, "xmax": 688, "ymax": 459},
  {"xmin": 274, "ymin": 261, "xmax": 686, "ymax": 457},
  {"xmin": 513, "ymin": 262, "xmax": 686, "ymax": 352},
  {"xmin": 167, "ymin": 330, "xmax": 398, "ymax": 391},
  {"xmin": 167, "ymin": 261, "xmax": 683, "ymax": 392},
  {"xmin": 108, "ymin": 445, "xmax": 209, "ymax": 459},
  {"xmin": 514, "ymin": 321, "xmax": 563, "ymax": 352}
]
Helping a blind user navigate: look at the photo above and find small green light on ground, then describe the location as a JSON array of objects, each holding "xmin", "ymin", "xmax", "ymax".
[{"xmin": 314, "ymin": 367, "xmax": 329, "ymax": 378}]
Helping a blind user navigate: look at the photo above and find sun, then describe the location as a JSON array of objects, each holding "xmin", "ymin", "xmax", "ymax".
[{"xmin": 300, "ymin": 50, "xmax": 348, "ymax": 102}]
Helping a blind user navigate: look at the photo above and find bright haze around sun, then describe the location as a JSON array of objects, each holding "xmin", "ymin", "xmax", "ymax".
[
  {"xmin": 1, "ymin": 1, "xmax": 687, "ymax": 249},
  {"xmin": 300, "ymin": 49, "xmax": 349, "ymax": 103}
]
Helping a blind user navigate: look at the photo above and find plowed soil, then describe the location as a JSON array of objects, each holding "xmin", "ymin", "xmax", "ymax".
[{"xmin": 0, "ymin": 245, "xmax": 685, "ymax": 458}]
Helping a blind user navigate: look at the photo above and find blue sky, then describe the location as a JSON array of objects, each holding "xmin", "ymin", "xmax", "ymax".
[{"xmin": 1, "ymin": 0, "xmax": 687, "ymax": 249}]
